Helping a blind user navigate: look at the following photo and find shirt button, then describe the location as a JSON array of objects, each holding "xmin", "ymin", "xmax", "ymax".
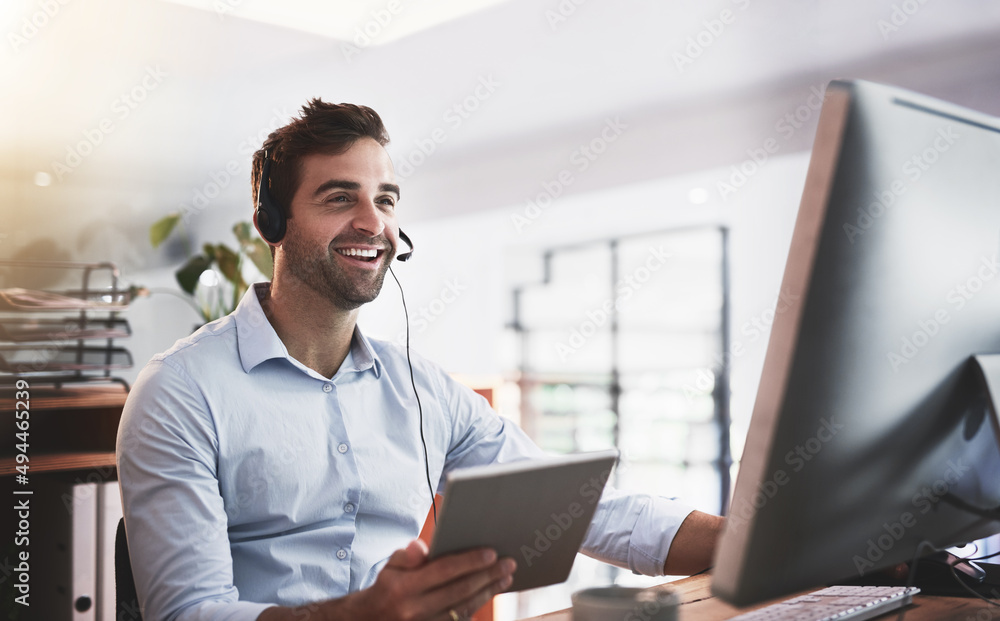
[
  {"xmin": 322, "ymin": 383, "xmax": 333, "ymax": 393},
  {"xmin": 337, "ymin": 443, "xmax": 349, "ymax": 454},
  {"xmin": 344, "ymin": 503, "xmax": 355, "ymax": 513},
  {"xmin": 336, "ymin": 549, "xmax": 348, "ymax": 560}
]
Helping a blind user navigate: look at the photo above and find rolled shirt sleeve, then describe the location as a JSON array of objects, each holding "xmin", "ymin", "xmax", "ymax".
[{"xmin": 583, "ymin": 488, "xmax": 697, "ymax": 576}]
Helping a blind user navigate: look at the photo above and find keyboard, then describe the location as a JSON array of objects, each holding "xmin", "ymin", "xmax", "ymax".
[{"xmin": 728, "ymin": 585, "xmax": 920, "ymax": 621}]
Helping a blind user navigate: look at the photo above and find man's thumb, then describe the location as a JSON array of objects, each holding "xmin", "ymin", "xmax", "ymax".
[{"xmin": 386, "ymin": 539, "xmax": 429, "ymax": 569}]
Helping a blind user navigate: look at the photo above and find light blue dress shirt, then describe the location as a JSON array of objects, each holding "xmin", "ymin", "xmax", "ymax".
[{"xmin": 117, "ymin": 283, "xmax": 695, "ymax": 621}]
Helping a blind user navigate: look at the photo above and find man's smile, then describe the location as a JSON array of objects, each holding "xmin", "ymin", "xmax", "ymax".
[{"xmin": 333, "ymin": 245, "xmax": 388, "ymax": 268}]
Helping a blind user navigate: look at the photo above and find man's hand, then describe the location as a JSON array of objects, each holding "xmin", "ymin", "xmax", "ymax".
[{"xmin": 258, "ymin": 539, "xmax": 516, "ymax": 621}]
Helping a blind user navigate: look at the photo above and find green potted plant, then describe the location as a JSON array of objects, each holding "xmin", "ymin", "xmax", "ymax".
[{"xmin": 139, "ymin": 214, "xmax": 273, "ymax": 323}]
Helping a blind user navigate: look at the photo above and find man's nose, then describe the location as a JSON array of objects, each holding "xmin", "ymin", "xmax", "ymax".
[{"xmin": 352, "ymin": 198, "xmax": 385, "ymax": 237}]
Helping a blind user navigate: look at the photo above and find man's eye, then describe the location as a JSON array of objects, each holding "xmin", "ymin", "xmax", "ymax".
[{"xmin": 379, "ymin": 198, "xmax": 396, "ymax": 207}]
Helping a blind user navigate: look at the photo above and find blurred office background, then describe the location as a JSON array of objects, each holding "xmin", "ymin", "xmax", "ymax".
[{"xmin": 3, "ymin": 0, "xmax": 1000, "ymax": 617}]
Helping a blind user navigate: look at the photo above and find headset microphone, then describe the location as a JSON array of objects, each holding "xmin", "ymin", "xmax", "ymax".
[{"xmin": 396, "ymin": 230, "xmax": 415, "ymax": 262}]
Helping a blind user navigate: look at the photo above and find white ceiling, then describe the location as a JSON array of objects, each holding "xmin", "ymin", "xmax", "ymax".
[
  {"xmin": 157, "ymin": 0, "xmax": 514, "ymax": 44},
  {"xmin": 2, "ymin": 0, "xmax": 1000, "ymax": 237}
]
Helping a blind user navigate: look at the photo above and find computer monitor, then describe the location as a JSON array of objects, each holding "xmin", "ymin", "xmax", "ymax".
[{"xmin": 712, "ymin": 79, "xmax": 1000, "ymax": 606}]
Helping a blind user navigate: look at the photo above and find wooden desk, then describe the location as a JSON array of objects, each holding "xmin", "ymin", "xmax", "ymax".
[{"xmin": 521, "ymin": 574, "xmax": 995, "ymax": 620}]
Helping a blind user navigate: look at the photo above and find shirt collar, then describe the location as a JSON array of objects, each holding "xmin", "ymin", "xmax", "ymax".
[
  {"xmin": 234, "ymin": 282, "xmax": 382, "ymax": 379},
  {"xmin": 343, "ymin": 324, "xmax": 382, "ymax": 379}
]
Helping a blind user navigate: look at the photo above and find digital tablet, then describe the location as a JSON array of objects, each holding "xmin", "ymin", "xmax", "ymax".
[{"xmin": 428, "ymin": 449, "xmax": 619, "ymax": 592}]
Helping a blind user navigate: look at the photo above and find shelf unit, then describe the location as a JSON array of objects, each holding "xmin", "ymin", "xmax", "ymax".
[
  {"xmin": 0, "ymin": 261, "xmax": 132, "ymax": 620},
  {"xmin": 0, "ymin": 260, "xmax": 132, "ymax": 389},
  {"xmin": 0, "ymin": 260, "xmax": 131, "ymax": 473}
]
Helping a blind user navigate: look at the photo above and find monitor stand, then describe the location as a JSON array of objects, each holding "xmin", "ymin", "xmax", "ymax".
[{"xmin": 839, "ymin": 551, "xmax": 1000, "ymax": 598}]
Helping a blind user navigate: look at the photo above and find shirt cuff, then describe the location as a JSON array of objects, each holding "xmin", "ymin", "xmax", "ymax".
[{"xmin": 626, "ymin": 496, "xmax": 697, "ymax": 576}]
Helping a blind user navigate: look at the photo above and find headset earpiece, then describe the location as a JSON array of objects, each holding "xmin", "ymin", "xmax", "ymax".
[{"xmin": 256, "ymin": 152, "xmax": 286, "ymax": 244}]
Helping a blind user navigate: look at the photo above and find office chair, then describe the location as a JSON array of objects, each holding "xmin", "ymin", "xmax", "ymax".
[{"xmin": 115, "ymin": 517, "xmax": 143, "ymax": 621}]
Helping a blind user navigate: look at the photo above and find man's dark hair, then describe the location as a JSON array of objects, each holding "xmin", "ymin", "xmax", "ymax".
[{"xmin": 251, "ymin": 99, "xmax": 391, "ymax": 224}]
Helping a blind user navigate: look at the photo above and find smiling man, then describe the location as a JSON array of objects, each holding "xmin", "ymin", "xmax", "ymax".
[{"xmin": 117, "ymin": 99, "xmax": 723, "ymax": 621}]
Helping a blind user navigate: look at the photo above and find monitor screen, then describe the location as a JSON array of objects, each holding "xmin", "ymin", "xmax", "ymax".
[{"xmin": 712, "ymin": 79, "xmax": 1000, "ymax": 606}]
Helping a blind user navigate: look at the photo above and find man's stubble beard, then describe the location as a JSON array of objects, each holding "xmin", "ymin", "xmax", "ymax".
[{"xmin": 283, "ymin": 232, "xmax": 395, "ymax": 311}]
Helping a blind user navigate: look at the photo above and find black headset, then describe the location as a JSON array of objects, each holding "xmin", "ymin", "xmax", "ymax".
[{"xmin": 255, "ymin": 150, "xmax": 414, "ymax": 261}]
